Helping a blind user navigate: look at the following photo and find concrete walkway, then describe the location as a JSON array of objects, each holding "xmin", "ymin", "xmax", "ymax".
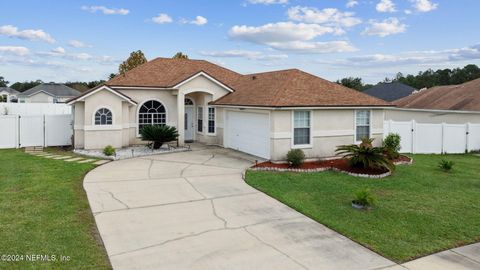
[{"xmin": 84, "ymin": 144, "xmax": 398, "ymax": 270}]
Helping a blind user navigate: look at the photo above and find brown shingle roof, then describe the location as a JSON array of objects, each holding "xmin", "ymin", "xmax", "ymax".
[
  {"xmin": 107, "ymin": 57, "xmax": 242, "ymax": 89},
  {"xmin": 106, "ymin": 57, "xmax": 392, "ymax": 107},
  {"xmin": 394, "ymin": 78, "xmax": 480, "ymax": 111},
  {"xmin": 213, "ymin": 69, "xmax": 391, "ymax": 107}
]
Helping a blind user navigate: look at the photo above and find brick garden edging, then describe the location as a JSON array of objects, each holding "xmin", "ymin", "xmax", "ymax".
[{"xmin": 248, "ymin": 158, "xmax": 413, "ymax": 179}]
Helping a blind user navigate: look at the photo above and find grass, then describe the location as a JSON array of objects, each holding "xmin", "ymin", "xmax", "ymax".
[
  {"xmin": 0, "ymin": 149, "xmax": 111, "ymax": 269},
  {"xmin": 245, "ymin": 154, "xmax": 480, "ymax": 263}
]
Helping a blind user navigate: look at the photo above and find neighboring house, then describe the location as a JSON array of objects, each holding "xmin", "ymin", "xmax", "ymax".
[
  {"xmin": 18, "ymin": 83, "xmax": 81, "ymax": 103},
  {"xmin": 364, "ymin": 82, "xmax": 417, "ymax": 102},
  {"xmin": 0, "ymin": 87, "xmax": 20, "ymax": 103},
  {"xmin": 68, "ymin": 58, "xmax": 392, "ymax": 160},
  {"xmin": 386, "ymin": 78, "xmax": 480, "ymax": 124}
]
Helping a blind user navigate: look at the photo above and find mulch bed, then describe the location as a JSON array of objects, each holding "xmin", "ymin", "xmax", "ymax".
[{"xmin": 252, "ymin": 155, "xmax": 412, "ymax": 176}]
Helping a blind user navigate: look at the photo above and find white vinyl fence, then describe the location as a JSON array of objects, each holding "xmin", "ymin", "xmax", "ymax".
[
  {"xmin": 0, "ymin": 114, "xmax": 72, "ymax": 149},
  {"xmin": 0, "ymin": 103, "xmax": 71, "ymax": 115},
  {"xmin": 384, "ymin": 120, "xmax": 480, "ymax": 154}
]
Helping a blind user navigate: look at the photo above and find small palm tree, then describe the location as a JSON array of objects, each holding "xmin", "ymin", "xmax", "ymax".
[
  {"xmin": 336, "ymin": 138, "xmax": 395, "ymax": 171},
  {"xmin": 140, "ymin": 125, "xmax": 179, "ymax": 149}
]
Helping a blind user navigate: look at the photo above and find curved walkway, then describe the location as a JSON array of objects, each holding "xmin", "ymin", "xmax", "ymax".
[{"xmin": 84, "ymin": 144, "xmax": 396, "ymax": 270}]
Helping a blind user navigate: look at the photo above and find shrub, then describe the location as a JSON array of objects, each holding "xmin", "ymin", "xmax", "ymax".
[
  {"xmin": 336, "ymin": 138, "xmax": 395, "ymax": 171},
  {"xmin": 353, "ymin": 189, "xmax": 377, "ymax": 208},
  {"xmin": 140, "ymin": 125, "xmax": 179, "ymax": 149},
  {"xmin": 286, "ymin": 149, "xmax": 305, "ymax": 167},
  {"xmin": 103, "ymin": 145, "xmax": 116, "ymax": 156},
  {"xmin": 383, "ymin": 133, "xmax": 401, "ymax": 160},
  {"xmin": 438, "ymin": 159, "xmax": 454, "ymax": 172}
]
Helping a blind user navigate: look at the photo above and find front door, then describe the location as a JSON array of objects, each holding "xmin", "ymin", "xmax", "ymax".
[{"xmin": 185, "ymin": 106, "xmax": 194, "ymax": 142}]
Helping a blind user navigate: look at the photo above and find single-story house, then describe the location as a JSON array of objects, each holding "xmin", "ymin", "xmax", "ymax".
[
  {"xmin": 386, "ymin": 78, "xmax": 480, "ymax": 124},
  {"xmin": 364, "ymin": 82, "xmax": 417, "ymax": 102},
  {"xmin": 68, "ymin": 58, "xmax": 392, "ymax": 160},
  {"xmin": 0, "ymin": 87, "xmax": 20, "ymax": 103},
  {"xmin": 18, "ymin": 83, "xmax": 81, "ymax": 103}
]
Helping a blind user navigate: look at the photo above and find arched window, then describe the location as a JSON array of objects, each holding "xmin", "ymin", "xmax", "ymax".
[
  {"xmin": 138, "ymin": 100, "xmax": 166, "ymax": 131},
  {"xmin": 185, "ymin": 98, "xmax": 194, "ymax": 106},
  {"xmin": 94, "ymin": 108, "xmax": 113, "ymax": 125}
]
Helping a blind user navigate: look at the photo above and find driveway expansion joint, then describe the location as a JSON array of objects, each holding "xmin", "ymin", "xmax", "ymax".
[
  {"xmin": 243, "ymin": 227, "xmax": 310, "ymax": 270},
  {"xmin": 449, "ymin": 249, "xmax": 480, "ymax": 265},
  {"xmin": 210, "ymin": 199, "xmax": 228, "ymax": 228},
  {"xmin": 101, "ymin": 189, "xmax": 130, "ymax": 210},
  {"xmin": 183, "ymin": 177, "xmax": 207, "ymax": 199}
]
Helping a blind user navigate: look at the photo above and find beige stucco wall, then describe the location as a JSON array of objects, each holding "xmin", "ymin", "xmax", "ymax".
[
  {"xmin": 269, "ymin": 109, "xmax": 384, "ymax": 161},
  {"xmin": 385, "ymin": 109, "xmax": 480, "ymax": 124},
  {"xmin": 73, "ymin": 74, "xmax": 231, "ymax": 149}
]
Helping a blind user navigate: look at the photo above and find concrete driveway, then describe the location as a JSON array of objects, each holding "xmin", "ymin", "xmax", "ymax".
[{"xmin": 84, "ymin": 144, "xmax": 397, "ymax": 270}]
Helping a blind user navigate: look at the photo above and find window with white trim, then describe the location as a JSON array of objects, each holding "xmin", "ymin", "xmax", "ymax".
[
  {"xmin": 293, "ymin": 111, "xmax": 311, "ymax": 145},
  {"xmin": 138, "ymin": 100, "xmax": 166, "ymax": 131},
  {"xmin": 94, "ymin": 108, "xmax": 113, "ymax": 125},
  {"xmin": 355, "ymin": 110, "xmax": 370, "ymax": 141},
  {"xmin": 185, "ymin": 98, "xmax": 194, "ymax": 106},
  {"xmin": 207, "ymin": 107, "xmax": 215, "ymax": 134},
  {"xmin": 197, "ymin": 106, "xmax": 203, "ymax": 133}
]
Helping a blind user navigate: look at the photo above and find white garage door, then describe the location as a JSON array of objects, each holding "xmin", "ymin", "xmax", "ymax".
[{"xmin": 225, "ymin": 111, "xmax": 270, "ymax": 159}]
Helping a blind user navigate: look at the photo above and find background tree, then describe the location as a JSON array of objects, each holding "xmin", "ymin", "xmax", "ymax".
[
  {"xmin": 108, "ymin": 73, "xmax": 117, "ymax": 80},
  {"xmin": 65, "ymin": 80, "xmax": 105, "ymax": 92},
  {"xmin": 172, "ymin": 52, "xmax": 189, "ymax": 59},
  {"xmin": 392, "ymin": 64, "xmax": 480, "ymax": 89},
  {"xmin": 118, "ymin": 50, "xmax": 147, "ymax": 74},
  {"xmin": 10, "ymin": 80, "xmax": 43, "ymax": 92},
  {"xmin": 336, "ymin": 77, "xmax": 373, "ymax": 91},
  {"xmin": 0, "ymin": 76, "xmax": 8, "ymax": 87}
]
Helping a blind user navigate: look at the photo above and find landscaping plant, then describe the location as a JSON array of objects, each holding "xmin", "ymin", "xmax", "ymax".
[
  {"xmin": 103, "ymin": 145, "xmax": 116, "ymax": 156},
  {"xmin": 438, "ymin": 159, "xmax": 454, "ymax": 172},
  {"xmin": 286, "ymin": 149, "xmax": 306, "ymax": 167},
  {"xmin": 140, "ymin": 125, "xmax": 179, "ymax": 149},
  {"xmin": 336, "ymin": 138, "xmax": 395, "ymax": 171},
  {"xmin": 352, "ymin": 188, "xmax": 377, "ymax": 208},
  {"xmin": 383, "ymin": 133, "xmax": 401, "ymax": 160}
]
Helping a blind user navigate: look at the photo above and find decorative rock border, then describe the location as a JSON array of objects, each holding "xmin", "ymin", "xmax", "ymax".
[{"xmin": 249, "ymin": 157, "xmax": 413, "ymax": 179}]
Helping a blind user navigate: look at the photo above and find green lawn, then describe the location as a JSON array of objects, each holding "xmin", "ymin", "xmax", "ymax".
[
  {"xmin": 245, "ymin": 154, "xmax": 480, "ymax": 263},
  {"xmin": 0, "ymin": 149, "xmax": 111, "ymax": 269}
]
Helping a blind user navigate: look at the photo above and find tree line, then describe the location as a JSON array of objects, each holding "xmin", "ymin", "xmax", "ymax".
[
  {"xmin": 336, "ymin": 64, "xmax": 480, "ymax": 91},
  {"xmin": 3, "ymin": 50, "xmax": 478, "ymax": 93}
]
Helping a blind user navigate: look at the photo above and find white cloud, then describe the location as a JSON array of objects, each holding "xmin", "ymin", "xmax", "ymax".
[
  {"xmin": 230, "ymin": 22, "xmax": 334, "ymax": 43},
  {"xmin": 81, "ymin": 6, "xmax": 129, "ymax": 15},
  {"xmin": 0, "ymin": 25, "xmax": 55, "ymax": 43},
  {"xmin": 200, "ymin": 50, "xmax": 288, "ymax": 61},
  {"xmin": 410, "ymin": 0, "xmax": 438, "ymax": 12},
  {"xmin": 325, "ymin": 44, "xmax": 480, "ymax": 67},
  {"xmin": 51, "ymin": 47, "xmax": 66, "ymax": 54},
  {"xmin": 180, "ymin": 16, "xmax": 208, "ymax": 26},
  {"xmin": 376, "ymin": 0, "xmax": 397, "ymax": 13},
  {"xmin": 0, "ymin": 46, "xmax": 29, "ymax": 56},
  {"xmin": 362, "ymin": 18, "xmax": 406, "ymax": 37},
  {"xmin": 346, "ymin": 0, "xmax": 359, "ymax": 8},
  {"xmin": 192, "ymin": 16, "xmax": 208, "ymax": 26},
  {"xmin": 266, "ymin": 41, "xmax": 357, "ymax": 54},
  {"xmin": 404, "ymin": 9, "xmax": 413, "ymax": 14},
  {"xmin": 68, "ymin": 40, "xmax": 91, "ymax": 48},
  {"xmin": 229, "ymin": 21, "xmax": 356, "ymax": 54},
  {"xmin": 287, "ymin": 6, "xmax": 362, "ymax": 31},
  {"xmin": 152, "ymin": 13, "xmax": 173, "ymax": 24},
  {"xmin": 247, "ymin": 0, "xmax": 288, "ymax": 5}
]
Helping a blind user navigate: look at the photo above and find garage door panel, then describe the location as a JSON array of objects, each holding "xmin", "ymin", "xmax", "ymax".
[{"xmin": 226, "ymin": 112, "xmax": 270, "ymax": 159}]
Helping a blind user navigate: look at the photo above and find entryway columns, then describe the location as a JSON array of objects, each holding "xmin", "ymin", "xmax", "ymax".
[{"xmin": 177, "ymin": 91, "xmax": 185, "ymax": 146}]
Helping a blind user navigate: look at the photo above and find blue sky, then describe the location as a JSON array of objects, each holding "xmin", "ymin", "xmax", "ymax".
[{"xmin": 0, "ymin": 0, "xmax": 479, "ymax": 84}]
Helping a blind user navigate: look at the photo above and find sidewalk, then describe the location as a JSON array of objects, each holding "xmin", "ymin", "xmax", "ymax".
[{"xmin": 402, "ymin": 243, "xmax": 480, "ymax": 270}]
